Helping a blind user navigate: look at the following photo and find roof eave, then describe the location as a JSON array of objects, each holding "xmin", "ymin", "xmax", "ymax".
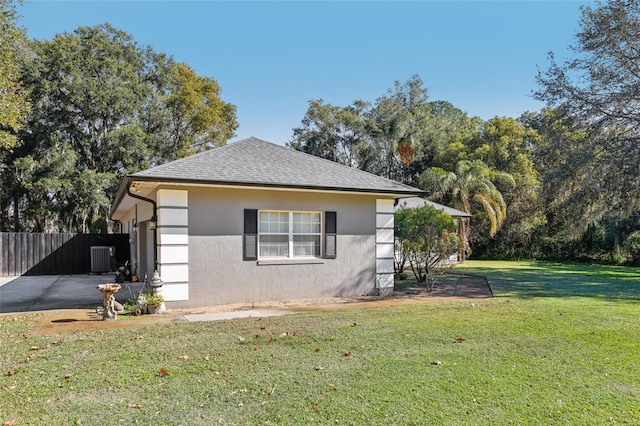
[
  {"xmin": 109, "ymin": 177, "xmax": 132, "ymax": 220},
  {"xmin": 110, "ymin": 175, "xmax": 425, "ymax": 220},
  {"xmin": 128, "ymin": 175, "xmax": 426, "ymax": 197}
]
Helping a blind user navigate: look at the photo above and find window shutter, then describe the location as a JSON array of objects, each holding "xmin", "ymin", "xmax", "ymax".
[
  {"xmin": 324, "ymin": 211, "xmax": 337, "ymax": 259},
  {"xmin": 243, "ymin": 209, "xmax": 258, "ymax": 260}
]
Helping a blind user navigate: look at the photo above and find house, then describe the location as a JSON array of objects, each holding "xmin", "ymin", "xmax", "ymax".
[
  {"xmin": 394, "ymin": 197, "xmax": 471, "ymax": 218},
  {"xmin": 109, "ymin": 137, "xmax": 425, "ymax": 308}
]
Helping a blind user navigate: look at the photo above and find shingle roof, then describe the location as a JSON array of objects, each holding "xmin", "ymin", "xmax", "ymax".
[
  {"xmin": 131, "ymin": 137, "xmax": 423, "ymax": 195},
  {"xmin": 395, "ymin": 197, "xmax": 471, "ymax": 218}
]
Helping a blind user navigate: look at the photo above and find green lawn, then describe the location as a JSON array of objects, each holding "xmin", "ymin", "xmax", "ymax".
[{"xmin": 1, "ymin": 261, "xmax": 639, "ymax": 425}]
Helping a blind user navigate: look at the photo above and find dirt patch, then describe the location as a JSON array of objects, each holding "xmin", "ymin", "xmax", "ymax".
[{"xmin": 27, "ymin": 274, "xmax": 492, "ymax": 335}]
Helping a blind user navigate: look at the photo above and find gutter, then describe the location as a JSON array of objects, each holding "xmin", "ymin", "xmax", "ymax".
[
  {"xmin": 125, "ymin": 180, "xmax": 158, "ymax": 273},
  {"xmin": 128, "ymin": 175, "xmax": 427, "ymax": 198}
]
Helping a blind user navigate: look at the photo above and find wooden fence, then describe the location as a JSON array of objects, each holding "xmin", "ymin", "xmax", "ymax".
[{"xmin": 0, "ymin": 233, "xmax": 130, "ymax": 276}]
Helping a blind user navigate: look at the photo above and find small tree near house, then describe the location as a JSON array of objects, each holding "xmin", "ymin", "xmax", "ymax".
[{"xmin": 395, "ymin": 204, "xmax": 459, "ymax": 292}]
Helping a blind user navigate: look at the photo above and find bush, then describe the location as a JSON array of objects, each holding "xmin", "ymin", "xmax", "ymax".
[{"xmin": 395, "ymin": 204, "xmax": 459, "ymax": 292}]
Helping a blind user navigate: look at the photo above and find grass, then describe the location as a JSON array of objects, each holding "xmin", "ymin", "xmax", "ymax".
[
  {"xmin": 455, "ymin": 260, "xmax": 640, "ymax": 300},
  {"xmin": 1, "ymin": 261, "xmax": 640, "ymax": 425}
]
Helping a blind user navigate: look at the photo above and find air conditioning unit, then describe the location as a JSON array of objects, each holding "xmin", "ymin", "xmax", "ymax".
[{"xmin": 91, "ymin": 246, "xmax": 115, "ymax": 273}]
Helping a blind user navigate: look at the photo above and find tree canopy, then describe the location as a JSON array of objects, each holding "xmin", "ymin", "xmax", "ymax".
[
  {"xmin": 536, "ymin": 0, "xmax": 640, "ymax": 223},
  {"xmin": 1, "ymin": 22, "xmax": 237, "ymax": 232},
  {"xmin": 0, "ymin": 0, "xmax": 29, "ymax": 152}
]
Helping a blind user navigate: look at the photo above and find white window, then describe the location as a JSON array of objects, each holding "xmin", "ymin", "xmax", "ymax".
[{"xmin": 259, "ymin": 211, "xmax": 321, "ymax": 258}]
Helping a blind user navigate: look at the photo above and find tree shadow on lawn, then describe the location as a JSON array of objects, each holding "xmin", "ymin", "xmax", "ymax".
[{"xmin": 456, "ymin": 261, "xmax": 640, "ymax": 301}]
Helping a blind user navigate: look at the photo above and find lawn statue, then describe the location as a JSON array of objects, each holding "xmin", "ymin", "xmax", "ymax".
[{"xmin": 97, "ymin": 283, "xmax": 122, "ymax": 321}]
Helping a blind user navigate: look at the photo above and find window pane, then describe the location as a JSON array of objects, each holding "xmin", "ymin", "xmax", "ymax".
[
  {"xmin": 293, "ymin": 235, "xmax": 320, "ymax": 257},
  {"xmin": 259, "ymin": 235, "xmax": 289, "ymax": 257},
  {"xmin": 293, "ymin": 212, "xmax": 320, "ymax": 234},
  {"xmin": 259, "ymin": 211, "xmax": 270, "ymax": 233},
  {"xmin": 259, "ymin": 211, "xmax": 288, "ymax": 233}
]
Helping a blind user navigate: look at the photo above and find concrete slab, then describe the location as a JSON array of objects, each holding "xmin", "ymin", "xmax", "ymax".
[
  {"xmin": 0, "ymin": 276, "xmax": 19, "ymax": 287},
  {"xmin": 184, "ymin": 309, "xmax": 293, "ymax": 322},
  {"xmin": 0, "ymin": 274, "xmax": 144, "ymax": 314}
]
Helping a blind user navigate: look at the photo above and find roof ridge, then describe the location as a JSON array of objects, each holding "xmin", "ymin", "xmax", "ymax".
[
  {"xmin": 128, "ymin": 136, "xmax": 423, "ymax": 195},
  {"xmin": 265, "ymin": 139, "xmax": 419, "ymax": 191},
  {"xmin": 130, "ymin": 137, "xmax": 265, "ymax": 177}
]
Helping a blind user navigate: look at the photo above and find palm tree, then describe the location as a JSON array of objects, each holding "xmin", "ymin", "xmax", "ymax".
[{"xmin": 421, "ymin": 160, "xmax": 515, "ymax": 260}]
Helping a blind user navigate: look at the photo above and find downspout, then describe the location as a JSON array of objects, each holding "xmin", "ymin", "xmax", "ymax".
[{"xmin": 126, "ymin": 181, "xmax": 158, "ymax": 273}]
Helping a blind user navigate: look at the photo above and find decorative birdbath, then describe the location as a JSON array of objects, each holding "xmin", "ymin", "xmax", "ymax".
[{"xmin": 97, "ymin": 283, "xmax": 122, "ymax": 321}]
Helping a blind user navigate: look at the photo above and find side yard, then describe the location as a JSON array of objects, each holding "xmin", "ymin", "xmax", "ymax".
[{"xmin": 1, "ymin": 261, "xmax": 639, "ymax": 424}]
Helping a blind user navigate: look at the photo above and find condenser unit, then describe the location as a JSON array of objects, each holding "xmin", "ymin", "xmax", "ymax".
[{"xmin": 90, "ymin": 246, "xmax": 115, "ymax": 273}]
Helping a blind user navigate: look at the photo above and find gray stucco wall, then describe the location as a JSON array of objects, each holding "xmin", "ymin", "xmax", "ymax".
[{"xmin": 168, "ymin": 186, "xmax": 381, "ymax": 308}]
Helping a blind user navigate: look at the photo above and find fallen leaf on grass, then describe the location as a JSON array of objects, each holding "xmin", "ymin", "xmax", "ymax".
[
  {"xmin": 159, "ymin": 368, "xmax": 169, "ymax": 377},
  {"xmin": 128, "ymin": 404, "xmax": 143, "ymax": 409},
  {"xmin": 29, "ymin": 346, "xmax": 39, "ymax": 351},
  {"xmin": 314, "ymin": 348, "xmax": 320, "ymax": 353},
  {"xmin": 179, "ymin": 355, "xmax": 189, "ymax": 361},
  {"xmin": 204, "ymin": 356, "xmax": 210, "ymax": 361},
  {"xmin": 260, "ymin": 326, "xmax": 267, "ymax": 330},
  {"xmin": 455, "ymin": 337, "xmax": 466, "ymax": 343},
  {"xmin": 236, "ymin": 335, "xmax": 245, "ymax": 343},
  {"xmin": 342, "ymin": 352, "xmax": 351, "ymax": 357}
]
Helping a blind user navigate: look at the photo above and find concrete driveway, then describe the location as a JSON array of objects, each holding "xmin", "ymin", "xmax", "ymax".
[{"xmin": 0, "ymin": 274, "xmax": 144, "ymax": 314}]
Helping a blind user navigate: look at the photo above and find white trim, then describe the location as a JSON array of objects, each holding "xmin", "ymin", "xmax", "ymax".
[
  {"xmin": 159, "ymin": 263, "xmax": 189, "ymax": 283},
  {"xmin": 156, "ymin": 188, "xmax": 189, "ymax": 301},
  {"xmin": 257, "ymin": 259, "xmax": 325, "ymax": 266},
  {"xmin": 377, "ymin": 273, "xmax": 394, "ymax": 289},
  {"xmin": 376, "ymin": 228, "xmax": 394, "ymax": 244},
  {"xmin": 158, "ymin": 227, "xmax": 188, "ymax": 245},
  {"xmin": 258, "ymin": 210, "xmax": 322, "ymax": 260},
  {"xmin": 376, "ymin": 258, "xmax": 394, "ymax": 274},
  {"xmin": 157, "ymin": 208, "xmax": 188, "ymax": 227},
  {"xmin": 376, "ymin": 243, "xmax": 394, "ymax": 259},
  {"xmin": 158, "ymin": 245, "xmax": 189, "ymax": 264},
  {"xmin": 376, "ymin": 198, "xmax": 395, "ymax": 291},
  {"xmin": 160, "ymin": 283, "xmax": 189, "ymax": 301},
  {"xmin": 376, "ymin": 213, "xmax": 394, "ymax": 229},
  {"xmin": 376, "ymin": 199, "xmax": 395, "ymax": 213},
  {"xmin": 127, "ymin": 181, "xmax": 418, "ymax": 198},
  {"xmin": 156, "ymin": 189, "xmax": 188, "ymax": 207}
]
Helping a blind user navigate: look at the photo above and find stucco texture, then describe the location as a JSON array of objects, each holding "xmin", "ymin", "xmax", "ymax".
[{"xmin": 169, "ymin": 187, "xmax": 382, "ymax": 308}]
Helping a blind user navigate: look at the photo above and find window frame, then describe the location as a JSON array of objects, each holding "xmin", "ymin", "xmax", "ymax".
[{"xmin": 258, "ymin": 210, "xmax": 322, "ymax": 259}]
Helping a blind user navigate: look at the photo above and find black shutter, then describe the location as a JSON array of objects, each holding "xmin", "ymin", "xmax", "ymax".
[
  {"xmin": 243, "ymin": 209, "xmax": 258, "ymax": 260},
  {"xmin": 324, "ymin": 211, "xmax": 337, "ymax": 259}
]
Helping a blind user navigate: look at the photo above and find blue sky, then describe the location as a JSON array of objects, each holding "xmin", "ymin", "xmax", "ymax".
[{"xmin": 18, "ymin": 1, "xmax": 590, "ymax": 145}]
